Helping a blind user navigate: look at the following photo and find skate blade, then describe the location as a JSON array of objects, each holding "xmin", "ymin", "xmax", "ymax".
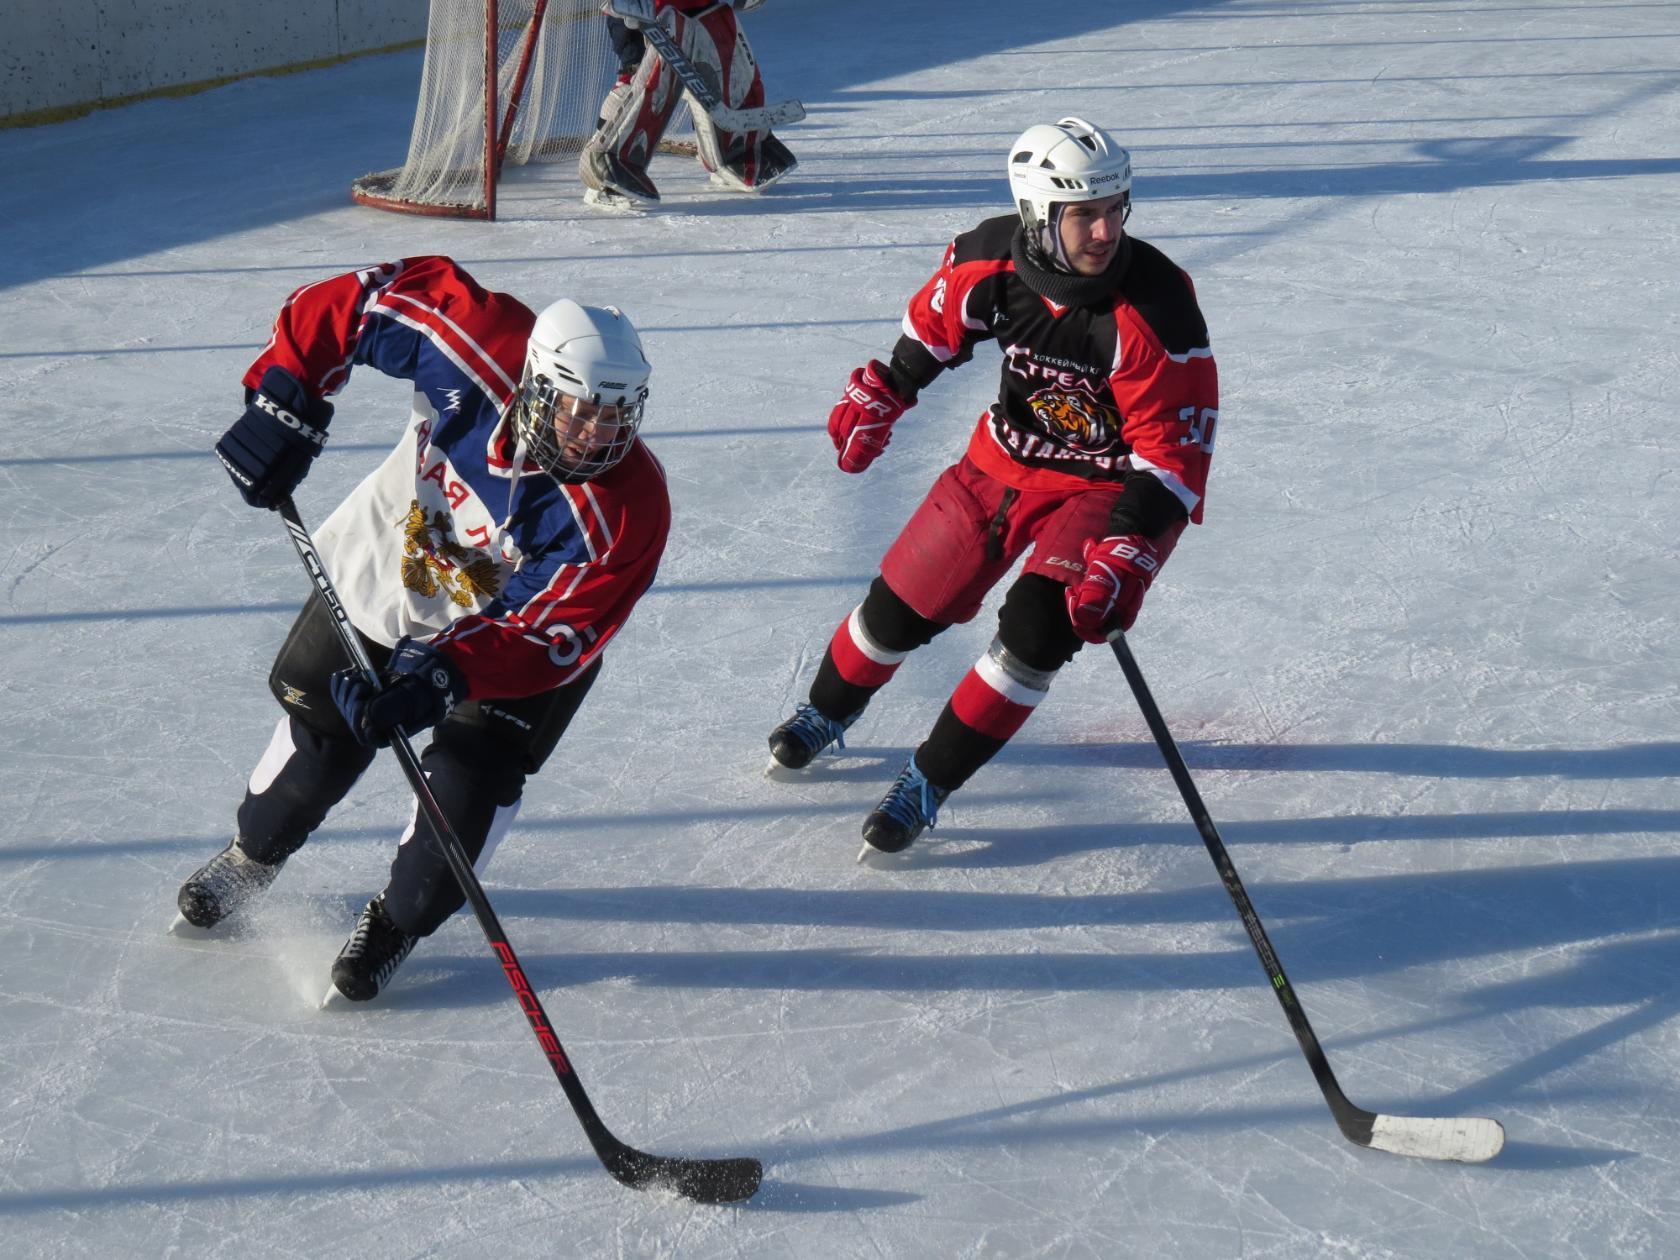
[
  {"xmin": 707, "ymin": 170, "xmax": 757, "ymax": 194},
  {"xmin": 168, "ymin": 912, "xmax": 211, "ymax": 937},
  {"xmin": 320, "ymin": 984, "xmax": 348, "ymax": 1011},
  {"xmin": 857, "ymin": 837, "xmax": 918, "ymax": 865},
  {"xmin": 707, "ymin": 172, "xmax": 793, "ymax": 195},
  {"xmin": 582, "ymin": 187, "xmax": 650, "ymax": 215}
]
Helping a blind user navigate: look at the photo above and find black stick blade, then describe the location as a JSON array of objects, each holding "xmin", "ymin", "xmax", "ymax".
[{"xmin": 602, "ymin": 1145, "xmax": 763, "ymax": 1204}]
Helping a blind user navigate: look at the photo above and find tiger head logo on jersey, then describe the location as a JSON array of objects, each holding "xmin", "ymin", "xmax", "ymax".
[{"xmin": 1027, "ymin": 386, "xmax": 1118, "ymax": 451}]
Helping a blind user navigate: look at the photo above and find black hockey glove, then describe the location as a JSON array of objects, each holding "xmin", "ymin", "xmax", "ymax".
[
  {"xmin": 215, "ymin": 366, "xmax": 333, "ymax": 510},
  {"xmin": 330, "ymin": 638, "xmax": 469, "ymax": 748}
]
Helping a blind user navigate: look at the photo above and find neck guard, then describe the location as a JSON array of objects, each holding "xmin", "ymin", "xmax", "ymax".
[{"xmin": 1011, "ymin": 228, "xmax": 1131, "ymax": 307}]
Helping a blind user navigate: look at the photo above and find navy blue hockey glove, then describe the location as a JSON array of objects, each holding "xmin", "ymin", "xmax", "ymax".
[
  {"xmin": 330, "ymin": 638, "xmax": 469, "ymax": 748},
  {"xmin": 215, "ymin": 366, "xmax": 333, "ymax": 509}
]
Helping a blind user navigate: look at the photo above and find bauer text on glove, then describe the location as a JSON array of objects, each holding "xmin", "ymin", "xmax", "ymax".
[
  {"xmin": 828, "ymin": 361, "xmax": 910, "ymax": 473},
  {"xmin": 1064, "ymin": 534, "xmax": 1162, "ymax": 641}
]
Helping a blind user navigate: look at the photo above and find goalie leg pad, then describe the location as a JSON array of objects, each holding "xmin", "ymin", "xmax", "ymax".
[
  {"xmin": 673, "ymin": 6, "xmax": 795, "ymax": 190},
  {"xmin": 579, "ymin": 49, "xmax": 684, "ymax": 202}
]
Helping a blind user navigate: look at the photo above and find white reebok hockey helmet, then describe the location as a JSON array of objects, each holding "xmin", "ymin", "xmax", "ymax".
[
  {"xmin": 1007, "ymin": 117, "xmax": 1132, "ymax": 268},
  {"xmin": 514, "ymin": 299, "xmax": 650, "ymax": 483}
]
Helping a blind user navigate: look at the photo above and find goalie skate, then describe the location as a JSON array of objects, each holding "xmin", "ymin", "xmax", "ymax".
[
  {"xmin": 709, "ymin": 135, "xmax": 798, "ymax": 194},
  {"xmin": 582, "ymin": 186, "xmax": 649, "ymax": 215}
]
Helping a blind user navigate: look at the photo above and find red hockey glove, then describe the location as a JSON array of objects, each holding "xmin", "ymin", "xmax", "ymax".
[
  {"xmin": 828, "ymin": 361, "xmax": 909, "ymax": 474},
  {"xmin": 1064, "ymin": 534, "xmax": 1162, "ymax": 641}
]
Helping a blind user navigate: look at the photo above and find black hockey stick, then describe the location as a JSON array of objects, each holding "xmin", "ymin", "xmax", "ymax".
[
  {"xmin": 277, "ymin": 497, "xmax": 762, "ymax": 1204},
  {"xmin": 611, "ymin": 4, "xmax": 806, "ymax": 132},
  {"xmin": 1107, "ymin": 630, "xmax": 1504, "ymax": 1163}
]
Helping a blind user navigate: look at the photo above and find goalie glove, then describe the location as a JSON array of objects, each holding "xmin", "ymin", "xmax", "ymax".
[
  {"xmin": 827, "ymin": 361, "xmax": 910, "ymax": 474},
  {"xmin": 603, "ymin": 0, "xmax": 764, "ymax": 30},
  {"xmin": 1064, "ymin": 534, "xmax": 1162, "ymax": 641},
  {"xmin": 600, "ymin": 0, "xmax": 656, "ymax": 28}
]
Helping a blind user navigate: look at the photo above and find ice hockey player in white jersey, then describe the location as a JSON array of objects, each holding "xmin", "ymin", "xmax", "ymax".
[
  {"xmin": 176, "ymin": 256, "xmax": 670, "ymax": 1004},
  {"xmin": 581, "ymin": 0, "xmax": 796, "ymax": 208}
]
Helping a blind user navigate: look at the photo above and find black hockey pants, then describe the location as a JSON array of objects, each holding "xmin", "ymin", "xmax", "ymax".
[{"xmin": 236, "ymin": 592, "xmax": 601, "ymax": 936}]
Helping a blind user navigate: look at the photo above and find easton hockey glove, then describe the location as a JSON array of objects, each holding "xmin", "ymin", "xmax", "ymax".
[
  {"xmin": 1064, "ymin": 534, "xmax": 1162, "ymax": 641},
  {"xmin": 215, "ymin": 366, "xmax": 333, "ymax": 510},
  {"xmin": 330, "ymin": 638, "xmax": 469, "ymax": 748},
  {"xmin": 828, "ymin": 361, "xmax": 910, "ymax": 473}
]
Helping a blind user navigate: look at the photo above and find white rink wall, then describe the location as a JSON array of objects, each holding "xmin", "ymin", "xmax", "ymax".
[{"xmin": 1, "ymin": 0, "xmax": 425, "ymax": 123}]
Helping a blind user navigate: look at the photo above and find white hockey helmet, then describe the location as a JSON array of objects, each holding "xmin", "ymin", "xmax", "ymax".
[
  {"xmin": 514, "ymin": 299, "xmax": 650, "ymax": 483},
  {"xmin": 1007, "ymin": 117, "xmax": 1132, "ymax": 267}
]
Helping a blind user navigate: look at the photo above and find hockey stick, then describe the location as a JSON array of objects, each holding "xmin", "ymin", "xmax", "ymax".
[
  {"xmin": 1107, "ymin": 630, "xmax": 1505, "ymax": 1163},
  {"xmin": 612, "ymin": 5, "xmax": 805, "ymax": 132},
  {"xmin": 276, "ymin": 497, "xmax": 763, "ymax": 1204}
]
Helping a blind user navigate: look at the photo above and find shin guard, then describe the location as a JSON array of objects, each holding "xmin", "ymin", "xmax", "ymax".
[
  {"xmin": 676, "ymin": 6, "xmax": 794, "ymax": 190},
  {"xmin": 917, "ymin": 638, "xmax": 1058, "ymax": 790}
]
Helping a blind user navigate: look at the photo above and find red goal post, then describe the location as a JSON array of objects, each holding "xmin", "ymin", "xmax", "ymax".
[{"xmin": 352, "ymin": 0, "xmax": 689, "ymax": 221}]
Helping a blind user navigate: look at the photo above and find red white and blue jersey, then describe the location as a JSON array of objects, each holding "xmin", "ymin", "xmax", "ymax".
[{"xmin": 245, "ymin": 255, "xmax": 670, "ymax": 701}]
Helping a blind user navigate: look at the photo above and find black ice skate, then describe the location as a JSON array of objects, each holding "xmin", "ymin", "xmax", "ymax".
[
  {"xmin": 766, "ymin": 702, "xmax": 859, "ymax": 772},
  {"xmin": 327, "ymin": 896, "xmax": 420, "ymax": 1004},
  {"xmin": 859, "ymin": 757, "xmax": 951, "ymax": 860},
  {"xmin": 710, "ymin": 134, "xmax": 798, "ymax": 193},
  {"xmin": 174, "ymin": 838, "xmax": 284, "ymax": 929},
  {"xmin": 579, "ymin": 144, "xmax": 660, "ymax": 212}
]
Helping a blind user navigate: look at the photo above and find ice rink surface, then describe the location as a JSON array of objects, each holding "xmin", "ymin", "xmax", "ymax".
[{"xmin": 3, "ymin": 0, "xmax": 1679, "ymax": 1255}]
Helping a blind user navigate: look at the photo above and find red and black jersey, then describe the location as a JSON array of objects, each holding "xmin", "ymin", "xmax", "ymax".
[{"xmin": 889, "ymin": 214, "xmax": 1218, "ymax": 530}]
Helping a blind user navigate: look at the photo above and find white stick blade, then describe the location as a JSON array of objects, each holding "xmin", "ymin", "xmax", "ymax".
[
  {"xmin": 1369, "ymin": 1113, "xmax": 1505, "ymax": 1162},
  {"xmin": 759, "ymin": 99, "xmax": 806, "ymax": 127}
]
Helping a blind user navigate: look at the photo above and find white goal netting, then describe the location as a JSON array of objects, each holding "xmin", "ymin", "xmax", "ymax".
[{"xmin": 353, "ymin": 0, "xmax": 689, "ymax": 219}]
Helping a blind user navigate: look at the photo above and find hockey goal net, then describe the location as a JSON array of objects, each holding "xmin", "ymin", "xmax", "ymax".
[{"xmin": 353, "ymin": 0, "xmax": 689, "ymax": 220}]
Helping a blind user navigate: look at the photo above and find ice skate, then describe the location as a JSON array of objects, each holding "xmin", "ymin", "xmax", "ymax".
[
  {"xmin": 858, "ymin": 757, "xmax": 950, "ymax": 860},
  {"xmin": 766, "ymin": 702, "xmax": 859, "ymax": 774},
  {"xmin": 326, "ymin": 895, "xmax": 419, "ymax": 1004},
  {"xmin": 579, "ymin": 144, "xmax": 659, "ymax": 212},
  {"xmin": 582, "ymin": 186, "xmax": 649, "ymax": 215},
  {"xmin": 709, "ymin": 135, "xmax": 798, "ymax": 193},
  {"xmin": 174, "ymin": 838, "xmax": 284, "ymax": 930}
]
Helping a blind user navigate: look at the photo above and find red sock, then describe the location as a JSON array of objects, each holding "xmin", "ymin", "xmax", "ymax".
[
  {"xmin": 947, "ymin": 650, "xmax": 1048, "ymax": 741},
  {"xmin": 828, "ymin": 605, "xmax": 906, "ymax": 690}
]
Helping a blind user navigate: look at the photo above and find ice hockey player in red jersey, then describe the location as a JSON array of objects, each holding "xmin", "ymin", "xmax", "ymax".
[
  {"xmin": 176, "ymin": 256, "xmax": 670, "ymax": 1003},
  {"xmin": 766, "ymin": 117, "xmax": 1220, "ymax": 858},
  {"xmin": 581, "ymin": 0, "xmax": 796, "ymax": 209}
]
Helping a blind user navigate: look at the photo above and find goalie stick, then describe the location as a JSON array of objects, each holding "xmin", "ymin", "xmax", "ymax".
[
  {"xmin": 1107, "ymin": 631, "xmax": 1505, "ymax": 1164},
  {"xmin": 277, "ymin": 497, "xmax": 763, "ymax": 1205},
  {"xmin": 610, "ymin": 3, "xmax": 806, "ymax": 132}
]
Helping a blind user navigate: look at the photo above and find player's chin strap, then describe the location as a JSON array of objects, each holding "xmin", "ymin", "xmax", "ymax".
[
  {"xmin": 1104, "ymin": 627, "xmax": 1504, "ymax": 1163},
  {"xmin": 273, "ymin": 496, "xmax": 763, "ymax": 1203}
]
